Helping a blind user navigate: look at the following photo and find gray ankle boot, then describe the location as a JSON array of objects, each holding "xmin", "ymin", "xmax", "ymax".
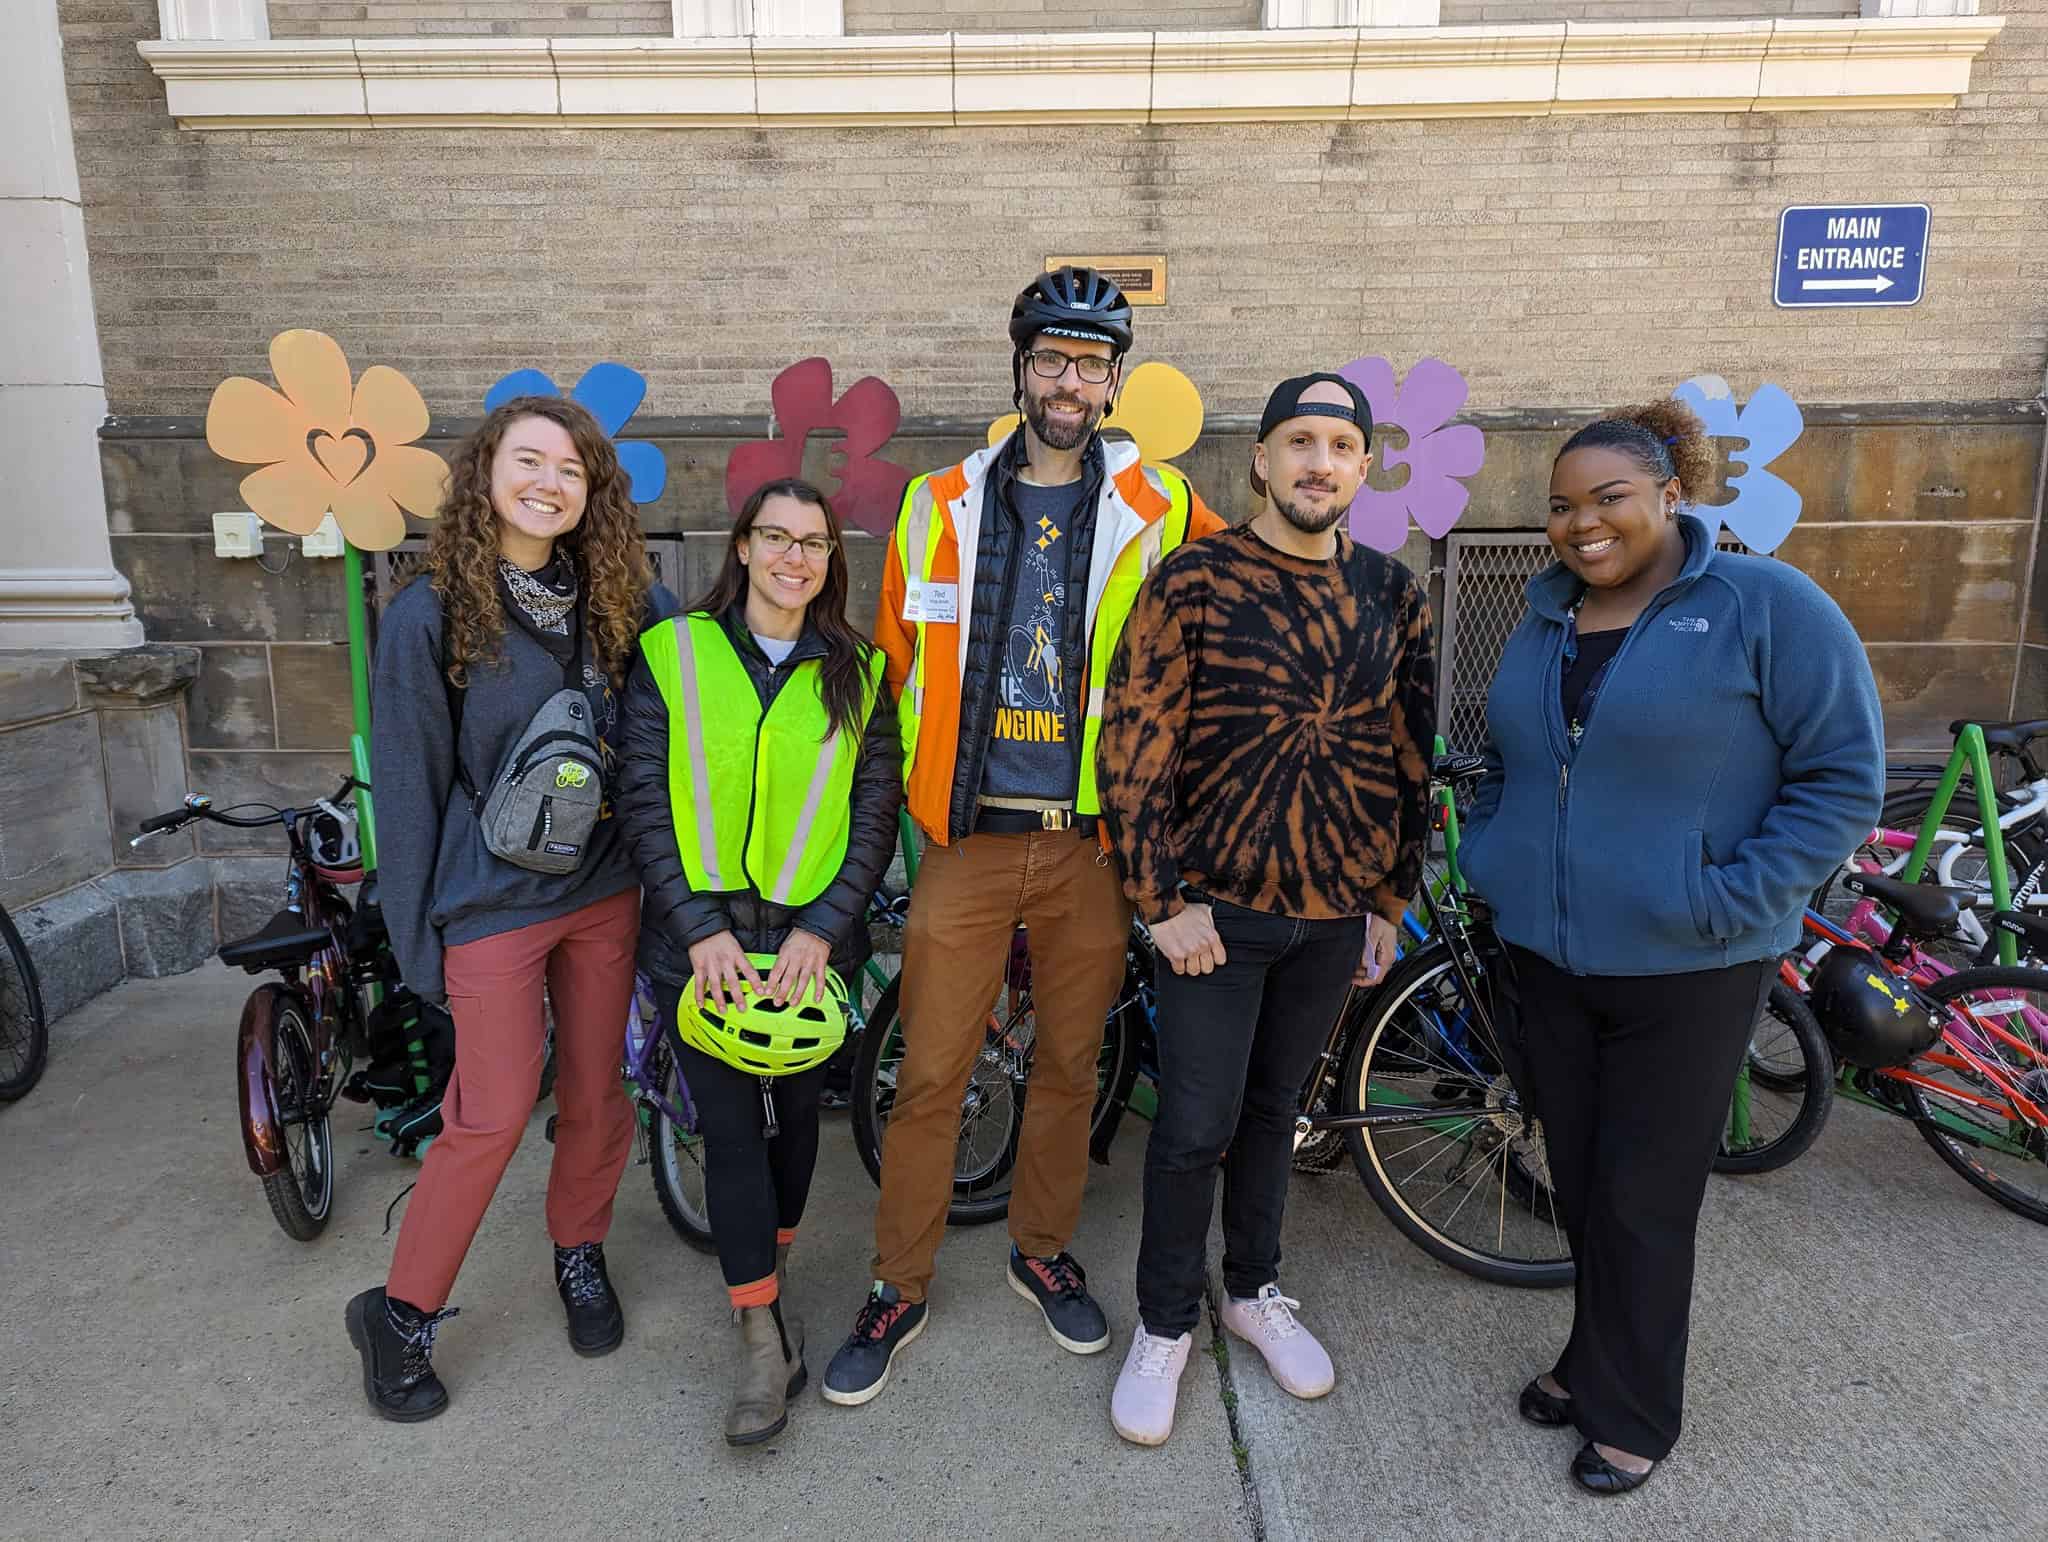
[
  {"xmin": 775, "ymin": 1241, "xmax": 804, "ymax": 1376},
  {"xmin": 726, "ymin": 1302, "xmax": 803, "ymax": 1447}
]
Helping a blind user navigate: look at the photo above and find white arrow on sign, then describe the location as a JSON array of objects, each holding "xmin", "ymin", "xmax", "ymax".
[{"xmin": 1801, "ymin": 275, "xmax": 1894, "ymax": 293}]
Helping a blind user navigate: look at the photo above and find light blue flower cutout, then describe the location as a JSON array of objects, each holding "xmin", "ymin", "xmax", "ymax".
[
  {"xmin": 484, "ymin": 362, "xmax": 667, "ymax": 505},
  {"xmin": 1673, "ymin": 374, "xmax": 1804, "ymax": 554}
]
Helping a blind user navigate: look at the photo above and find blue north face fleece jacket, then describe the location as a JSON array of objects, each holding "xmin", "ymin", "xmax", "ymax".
[{"xmin": 1458, "ymin": 514, "xmax": 1884, "ymax": 977}]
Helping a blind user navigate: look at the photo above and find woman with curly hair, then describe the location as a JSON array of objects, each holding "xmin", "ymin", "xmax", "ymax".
[
  {"xmin": 1457, "ymin": 399, "xmax": 1882, "ymax": 1492},
  {"xmin": 346, "ymin": 396, "xmax": 677, "ymax": 1422}
]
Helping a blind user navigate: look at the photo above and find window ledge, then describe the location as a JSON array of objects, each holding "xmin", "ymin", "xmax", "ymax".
[{"xmin": 136, "ymin": 18, "xmax": 2008, "ymax": 130}]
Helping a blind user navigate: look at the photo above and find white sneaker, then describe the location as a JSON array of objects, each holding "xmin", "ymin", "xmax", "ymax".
[
  {"xmin": 1109, "ymin": 1324, "xmax": 1193, "ymax": 1446},
  {"xmin": 1219, "ymin": 1284, "xmax": 1335, "ymax": 1400}
]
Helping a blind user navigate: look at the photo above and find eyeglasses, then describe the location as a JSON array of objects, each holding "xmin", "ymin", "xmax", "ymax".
[
  {"xmin": 1023, "ymin": 349, "xmax": 1115, "ymax": 385},
  {"xmin": 752, "ymin": 525, "xmax": 835, "ymax": 561}
]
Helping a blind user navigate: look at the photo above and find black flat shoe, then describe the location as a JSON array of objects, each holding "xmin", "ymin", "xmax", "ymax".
[
  {"xmin": 1571, "ymin": 1440, "xmax": 1656, "ymax": 1495},
  {"xmin": 1518, "ymin": 1377, "xmax": 1572, "ymax": 1428}
]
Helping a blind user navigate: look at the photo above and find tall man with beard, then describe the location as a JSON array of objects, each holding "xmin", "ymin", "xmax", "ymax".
[
  {"xmin": 1098, "ymin": 374, "xmax": 1436, "ymax": 1446},
  {"xmin": 823, "ymin": 267, "xmax": 1222, "ymax": 1407}
]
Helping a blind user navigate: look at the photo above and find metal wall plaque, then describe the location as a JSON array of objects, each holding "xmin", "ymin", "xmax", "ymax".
[{"xmin": 1045, "ymin": 254, "xmax": 1167, "ymax": 306}]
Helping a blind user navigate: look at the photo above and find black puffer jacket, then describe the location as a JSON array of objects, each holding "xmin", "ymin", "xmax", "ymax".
[
  {"xmin": 942, "ymin": 432, "xmax": 1104, "ymax": 840},
  {"xmin": 615, "ymin": 603, "xmax": 903, "ymax": 988}
]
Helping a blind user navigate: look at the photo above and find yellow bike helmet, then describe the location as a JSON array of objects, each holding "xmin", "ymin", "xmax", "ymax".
[{"xmin": 675, "ymin": 954, "xmax": 849, "ymax": 1077}]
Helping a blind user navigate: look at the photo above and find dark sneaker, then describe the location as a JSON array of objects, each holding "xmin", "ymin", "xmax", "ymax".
[
  {"xmin": 821, "ymin": 1283, "xmax": 927, "ymax": 1407},
  {"xmin": 1007, "ymin": 1249, "xmax": 1110, "ymax": 1355},
  {"xmin": 345, "ymin": 1287, "xmax": 457, "ymax": 1423},
  {"xmin": 555, "ymin": 1242, "xmax": 625, "ymax": 1357}
]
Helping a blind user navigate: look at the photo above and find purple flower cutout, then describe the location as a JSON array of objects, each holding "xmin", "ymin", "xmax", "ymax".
[{"xmin": 1336, "ymin": 357, "xmax": 1486, "ymax": 554}]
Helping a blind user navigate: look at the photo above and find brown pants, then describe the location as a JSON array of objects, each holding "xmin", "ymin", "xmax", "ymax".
[
  {"xmin": 387, "ymin": 887, "xmax": 640, "ymax": 1313},
  {"xmin": 872, "ymin": 830, "xmax": 1133, "ymax": 1301}
]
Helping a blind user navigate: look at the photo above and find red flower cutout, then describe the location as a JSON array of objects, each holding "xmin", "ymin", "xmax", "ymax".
[{"xmin": 725, "ymin": 358, "xmax": 912, "ymax": 537}]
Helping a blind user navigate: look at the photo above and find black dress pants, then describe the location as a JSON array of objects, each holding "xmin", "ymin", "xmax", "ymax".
[
  {"xmin": 1507, "ymin": 946, "xmax": 1773, "ymax": 1459},
  {"xmin": 1136, "ymin": 897, "xmax": 1366, "ymax": 1338}
]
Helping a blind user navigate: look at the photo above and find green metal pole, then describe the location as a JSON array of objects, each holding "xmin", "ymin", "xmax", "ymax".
[
  {"xmin": 1962, "ymin": 728, "xmax": 2017, "ymax": 966},
  {"xmin": 1899, "ymin": 735, "xmax": 1969, "ymax": 884},
  {"xmin": 343, "ymin": 541, "xmax": 378, "ymax": 872},
  {"xmin": 1433, "ymin": 733, "xmax": 1467, "ymax": 894}
]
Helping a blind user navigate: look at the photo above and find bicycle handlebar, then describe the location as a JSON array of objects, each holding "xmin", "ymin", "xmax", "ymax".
[{"xmin": 128, "ymin": 778, "xmax": 365, "ymax": 847}]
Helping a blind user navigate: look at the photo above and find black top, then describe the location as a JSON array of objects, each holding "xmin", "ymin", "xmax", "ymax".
[{"xmin": 1562, "ymin": 627, "xmax": 1626, "ymax": 736}]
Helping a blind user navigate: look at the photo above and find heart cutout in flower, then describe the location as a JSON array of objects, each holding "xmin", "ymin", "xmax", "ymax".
[{"xmin": 308, "ymin": 427, "xmax": 375, "ymax": 487}]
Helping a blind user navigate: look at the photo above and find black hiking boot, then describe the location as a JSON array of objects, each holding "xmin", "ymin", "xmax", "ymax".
[
  {"xmin": 555, "ymin": 1241, "xmax": 625, "ymax": 1357},
  {"xmin": 345, "ymin": 1287, "xmax": 457, "ymax": 1423}
]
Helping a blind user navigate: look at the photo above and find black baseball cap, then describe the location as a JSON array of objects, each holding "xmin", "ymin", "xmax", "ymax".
[{"xmin": 1250, "ymin": 373, "xmax": 1373, "ymax": 497}]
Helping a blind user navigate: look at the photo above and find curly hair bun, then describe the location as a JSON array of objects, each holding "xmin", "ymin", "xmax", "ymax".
[{"xmin": 1611, "ymin": 397, "xmax": 1717, "ymax": 505}]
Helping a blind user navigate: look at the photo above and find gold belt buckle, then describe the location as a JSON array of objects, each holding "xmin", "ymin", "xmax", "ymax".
[{"xmin": 1040, "ymin": 808, "xmax": 1073, "ymax": 832}]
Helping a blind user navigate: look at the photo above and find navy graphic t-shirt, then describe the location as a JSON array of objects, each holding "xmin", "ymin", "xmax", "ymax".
[{"xmin": 981, "ymin": 477, "xmax": 1090, "ymax": 802}]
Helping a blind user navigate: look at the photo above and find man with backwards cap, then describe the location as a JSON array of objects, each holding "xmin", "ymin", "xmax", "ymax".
[
  {"xmin": 1098, "ymin": 373, "xmax": 1437, "ymax": 1445},
  {"xmin": 822, "ymin": 266, "xmax": 1222, "ymax": 1409}
]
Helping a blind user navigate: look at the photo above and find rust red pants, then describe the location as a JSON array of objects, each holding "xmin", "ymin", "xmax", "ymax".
[{"xmin": 387, "ymin": 887, "xmax": 639, "ymax": 1312}]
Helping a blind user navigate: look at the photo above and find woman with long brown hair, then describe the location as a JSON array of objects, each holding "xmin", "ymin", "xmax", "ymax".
[
  {"xmin": 347, "ymin": 395, "xmax": 677, "ymax": 1422},
  {"xmin": 615, "ymin": 477, "xmax": 901, "ymax": 1446}
]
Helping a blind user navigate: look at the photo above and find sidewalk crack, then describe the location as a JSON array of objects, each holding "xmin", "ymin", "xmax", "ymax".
[{"xmin": 1204, "ymin": 1278, "xmax": 1266, "ymax": 1542}]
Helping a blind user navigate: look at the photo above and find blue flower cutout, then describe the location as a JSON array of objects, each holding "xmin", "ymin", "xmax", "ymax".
[
  {"xmin": 1672, "ymin": 374, "xmax": 1804, "ymax": 554},
  {"xmin": 483, "ymin": 362, "xmax": 667, "ymax": 505}
]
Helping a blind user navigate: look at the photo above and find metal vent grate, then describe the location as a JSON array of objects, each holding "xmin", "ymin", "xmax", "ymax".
[{"xmin": 1439, "ymin": 534, "xmax": 1551, "ymax": 757}]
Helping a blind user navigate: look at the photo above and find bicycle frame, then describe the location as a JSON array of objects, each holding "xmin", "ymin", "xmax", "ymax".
[{"xmin": 1784, "ymin": 909, "xmax": 2048, "ymax": 1153}]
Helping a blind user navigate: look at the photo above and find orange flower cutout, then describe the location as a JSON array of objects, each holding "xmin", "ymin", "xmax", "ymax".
[
  {"xmin": 205, "ymin": 330, "xmax": 447, "ymax": 552},
  {"xmin": 987, "ymin": 361, "xmax": 1205, "ymax": 467}
]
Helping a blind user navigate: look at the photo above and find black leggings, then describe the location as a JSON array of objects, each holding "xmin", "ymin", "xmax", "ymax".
[
  {"xmin": 664, "ymin": 986, "xmax": 826, "ymax": 1295},
  {"xmin": 1507, "ymin": 947, "xmax": 1773, "ymax": 1460}
]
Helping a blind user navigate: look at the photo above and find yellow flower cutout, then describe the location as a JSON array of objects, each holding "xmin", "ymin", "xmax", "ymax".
[
  {"xmin": 988, "ymin": 360, "xmax": 1204, "ymax": 466},
  {"xmin": 205, "ymin": 330, "xmax": 447, "ymax": 552}
]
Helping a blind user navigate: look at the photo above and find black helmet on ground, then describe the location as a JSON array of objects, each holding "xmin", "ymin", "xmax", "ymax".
[
  {"xmin": 1008, "ymin": 265, "xmax": 1134, "ymax": 355},
  {"xmin": 1807, "ymin": 946, "xmax": 1941, "ymax": 1069}
]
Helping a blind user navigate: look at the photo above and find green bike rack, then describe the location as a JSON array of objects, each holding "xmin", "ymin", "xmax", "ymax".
[{"xmin": 1898, "ymin": 723, "xmax": 2015, "ymax": 966}]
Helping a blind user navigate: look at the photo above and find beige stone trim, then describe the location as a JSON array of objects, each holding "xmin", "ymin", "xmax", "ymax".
[{"xmin": 137, "ymin": 18, "xmax": 2008, "ymax": 131}]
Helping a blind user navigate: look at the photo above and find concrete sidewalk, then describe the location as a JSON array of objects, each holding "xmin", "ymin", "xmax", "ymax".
[{"xmin": 4, "ymin": 962, "xmax": 2046, "ymax": 1540}]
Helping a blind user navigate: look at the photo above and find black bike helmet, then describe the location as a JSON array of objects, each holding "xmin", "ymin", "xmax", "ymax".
[
  {"xmin": 1008, "ymin": 265, "xmax": 1135, "ymax": 354},
  {"xmin": 1807, "ymin": 946, "xmax": 1941, "ymax": 1069}
]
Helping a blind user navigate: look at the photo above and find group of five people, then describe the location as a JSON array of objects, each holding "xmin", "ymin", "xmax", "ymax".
[{"xmin": 345, "ymin": 267, "xmax": 1883, "ymax": 1495}]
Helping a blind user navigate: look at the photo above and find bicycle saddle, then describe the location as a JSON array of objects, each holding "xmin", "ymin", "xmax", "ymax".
[
  {"xmin": 1431, "ymin": 752, "xmax": 1489, "ymax": 784},
  {"xmin": 1950, "ymin": 717, "xmax": 2048, "ymax": 753},
  {"xmin": 219, "ymin": 909, "xmax": 331, "ymax": 973},
  {"xmin": 1840, "ymin": 871, "xmax": 1975, "ymax": 939}
]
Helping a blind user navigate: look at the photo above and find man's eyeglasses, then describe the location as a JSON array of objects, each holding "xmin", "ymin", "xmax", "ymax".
[
  {"xmin": 752, "ymin": 525, "xmax": 835, "ymax": 561},
  {"xmin": 1022, "ymin": 348, "xmax": 1115, "ymax": 385}
]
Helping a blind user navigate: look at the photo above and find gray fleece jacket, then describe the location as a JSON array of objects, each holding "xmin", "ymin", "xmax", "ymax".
[{"xmin": 370, "ymin": 577, "xmax": 680, "ymax": 1003}]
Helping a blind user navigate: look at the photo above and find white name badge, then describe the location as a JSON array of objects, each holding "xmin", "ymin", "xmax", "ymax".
[{"xmin": 902, "ymin": 581, "xmax": 959, "ymax": 624}]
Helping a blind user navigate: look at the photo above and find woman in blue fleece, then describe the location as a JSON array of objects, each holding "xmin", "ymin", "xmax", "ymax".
[{"xmin": 1458, "ymin": 398, "xmax": 1883, "ymax": 1495}]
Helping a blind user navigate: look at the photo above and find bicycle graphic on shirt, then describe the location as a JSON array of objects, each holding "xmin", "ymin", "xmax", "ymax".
[{"xmin": 999, "ymin": 544, "xmax": 1065, "ymax": 715}]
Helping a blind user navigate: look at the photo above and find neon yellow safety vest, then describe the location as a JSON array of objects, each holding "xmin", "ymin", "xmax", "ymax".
[
  {"xmin": 638, "ymin": 614, "xmax": 884, "ymax": 908},
  {"xmin": 894, "ymin": 463, "xmax": 1194, "ymax": 816}
]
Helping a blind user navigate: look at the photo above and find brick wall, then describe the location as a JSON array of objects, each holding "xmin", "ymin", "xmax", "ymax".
[
  {"xmin": 268, "ymin": 2, "xmax": 671, "ymax": 35},
  {"xmin": 844, "ymin": 1, "xmax": 1261, "ymax": 30},
  {"xmin": 64, "ymin": 0, "xmax": 2047, "ymax": 415}
]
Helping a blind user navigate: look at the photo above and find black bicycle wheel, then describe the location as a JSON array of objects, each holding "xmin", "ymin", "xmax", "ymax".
[
  {"xmin": 645, "ymin": 1038, "xmax": 716, "ymax": 1252},
  {"xmin": 851, "ymin": 960, "xmax": 1139, "ymax": 1226},
  {"xmin": 850, "ymin": 975, "xmax": 1023, "ymax": 1225},
  {"xmin": 1897, "ymin": 966, "xmax": 2048, "ymax": 1225},
  {"xmin": 1713, "ymin": 983, "xmax": 1833, "ymax": 1175},
  {"xmin": 0, "ymin": 904, "xmax": 49, "ymax": 1102},
  {"xmin": 259, "ymin": 996, "xmax": 334, "ymax": 1241},
  {"xmin": 1341, "ymin": 942, "xmax": 1573, "ymax": 1288}
]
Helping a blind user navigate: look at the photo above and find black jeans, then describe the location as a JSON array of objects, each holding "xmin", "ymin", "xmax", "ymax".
[
  {"xmin": 1135, "ymin": 896, "xmax": 1367, "ymax": 1338},
  {"xmin": 1507, "ymin": 947, "xmax": 1773, "ymax": 1460},
  {"xmin": 665, "ymin": 986, "xmax": 827, "ymax": 1294}
]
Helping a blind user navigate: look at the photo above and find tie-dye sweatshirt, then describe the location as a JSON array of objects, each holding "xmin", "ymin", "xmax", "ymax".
[{"xmin": 1098, "ymin": 523, "xmax": 1436, "ymax": 926}]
